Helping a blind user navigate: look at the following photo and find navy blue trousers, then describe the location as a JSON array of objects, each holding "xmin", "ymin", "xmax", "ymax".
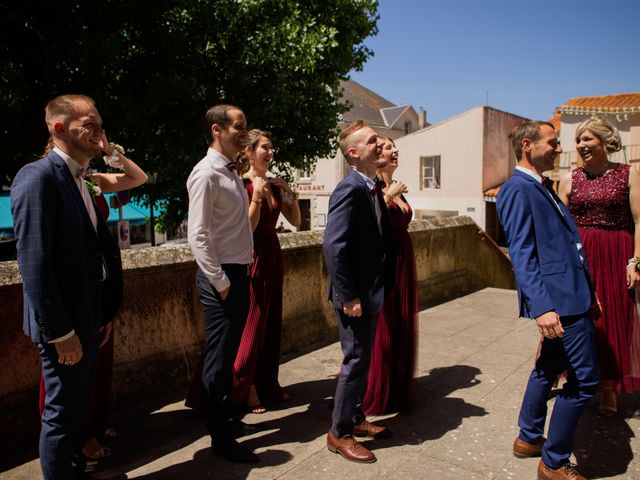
[
  {"xmin": 39, "ymin": 332, "xmax": 98, "ymax": 479},
  {"xmin": 331, "ymin": 309, "xmax": 379, "ymax": 437},
  {"xmin": 196, "ymin": 265, "xmax": 249, "ymax": 440},
  {"xmin": 518, "ymin": 314, "xmax": 599, "ymax": 468}
]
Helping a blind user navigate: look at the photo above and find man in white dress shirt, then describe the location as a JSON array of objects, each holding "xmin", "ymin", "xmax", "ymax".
[{"xmin": 186, "ymin": 104, "xmax": 259, "ymax": 463}]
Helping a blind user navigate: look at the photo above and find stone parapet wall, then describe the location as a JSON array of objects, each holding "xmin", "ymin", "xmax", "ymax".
[{"xmin": 0, "ymin": 216, "xmax": 514, "ymax": 436}]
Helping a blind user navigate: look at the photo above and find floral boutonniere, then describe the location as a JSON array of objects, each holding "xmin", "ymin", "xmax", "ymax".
[{"xmin": 84, "ymin": 178, "xmax": 102, "ymax": 196}]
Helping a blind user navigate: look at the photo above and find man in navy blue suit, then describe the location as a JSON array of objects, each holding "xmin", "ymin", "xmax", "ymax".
[
  {"xmin": 497, "ymin": 121, "xmax": 599, "ymax": 480},
  {"xmin": 11, "ymin": 95, "xmax": 124, "ymax": 480},
  {"xmin": 323, "ymin": 120, "xmax": 395, "ymax": 463}
]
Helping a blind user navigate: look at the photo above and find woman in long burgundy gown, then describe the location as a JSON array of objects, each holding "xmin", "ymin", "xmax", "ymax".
[
  {"xmin": 362, "ymin": 137, "xmax": 418, "ymax": 415},
  {"xmin": 233, "ymin": 129, "xmax": 301, "ymax": 412},
  {"xmin": 558, "ymin": 116, "xmax": 640, "ymax": 416}
]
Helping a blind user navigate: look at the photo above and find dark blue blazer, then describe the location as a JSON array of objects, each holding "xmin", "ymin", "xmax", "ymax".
[
  {"xmin": 323, "ymin": 169, "xmax": 395, "ymax": 316},
  {"xmin": 11, "ymin": 151, "xmax": 122, "ymax": 345},
  {"xmin": 496, "ymin": 169, "xmax": 593, "ymax": 319}
]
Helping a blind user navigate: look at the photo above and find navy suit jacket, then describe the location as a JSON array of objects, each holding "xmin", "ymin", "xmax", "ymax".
[
  {"xmin": 496, "ymin": 169, "xmax": 593, "ymax": 319},
  {"xmin": 11, "ymin": 151, "xmax": 122, "ymax": 345},
  {"xmin": 323, "ymin": 169, "xmax": 395, "ymax": 316}
]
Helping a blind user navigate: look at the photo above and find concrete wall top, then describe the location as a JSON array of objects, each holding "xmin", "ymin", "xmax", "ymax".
[{"xmin": 0, "ymin": 217, "xmax": 478, "ymax": 287}]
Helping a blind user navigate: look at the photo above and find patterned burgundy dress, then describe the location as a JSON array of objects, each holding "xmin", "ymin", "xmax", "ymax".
[
  {"xmin": 569, "ymin": 163, "xmax": 640, "ymax": 393},
  {"xmin": 231, "ymin": 179, "xmax": 286, "ymax": 404},
  {"xmin": 362, "ymin": 196, "xmax": 418, "ymax": 415}
]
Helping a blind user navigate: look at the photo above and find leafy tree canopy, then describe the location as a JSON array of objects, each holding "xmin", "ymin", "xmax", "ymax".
[{"xmin": 0, "ymin": 0, "xmax": 378, "ymax": 230}]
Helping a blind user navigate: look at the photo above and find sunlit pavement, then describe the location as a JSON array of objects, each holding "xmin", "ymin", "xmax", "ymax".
[{"xmin": 4, "ymin": 288, "xmax": 640, "ymax": 479}]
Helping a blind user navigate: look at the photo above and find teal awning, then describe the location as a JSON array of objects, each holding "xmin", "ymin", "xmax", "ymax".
[
  {"xmin": 0, "ymin": 193, "xmax": 13, "ymax": 232},
  {"xmin": 0, "ymin": 191, "xmax": 162, "ymax": 231},
  {"xmin": 103, "ymin": 193, "xmax": 153, "ymax": 226}
]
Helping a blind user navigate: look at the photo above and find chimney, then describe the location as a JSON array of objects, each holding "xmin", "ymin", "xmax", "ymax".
[{"xmin": 418, "ymin": 107, "xmax": 427, "ymax": 129}]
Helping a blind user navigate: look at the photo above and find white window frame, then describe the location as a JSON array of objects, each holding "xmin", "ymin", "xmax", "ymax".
[{"xmin": 420, "ymin": 155, "xmax": 441, "ymax": 190}]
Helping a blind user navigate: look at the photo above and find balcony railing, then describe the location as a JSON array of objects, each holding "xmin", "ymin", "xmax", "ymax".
[{"xmin": 557, "ymin": 144, "xmax": 640, "ymax": 172}]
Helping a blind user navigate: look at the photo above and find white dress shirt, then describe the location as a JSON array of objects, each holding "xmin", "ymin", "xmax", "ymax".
[{"xmin": 187, "ymin": 148, "xmax": 253, "ymax": 292}]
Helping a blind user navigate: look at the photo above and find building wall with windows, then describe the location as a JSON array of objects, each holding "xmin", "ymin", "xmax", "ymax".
[
  {"xmin": 395, "ymin": 108, "xmax": 485, "ymax": 226},
  {"xmin": 394, "ymin": 106, "xmax": 525, "ymax": 231}
]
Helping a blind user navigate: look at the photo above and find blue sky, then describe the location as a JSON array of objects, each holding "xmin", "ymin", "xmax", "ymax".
[{"xmin": 350, "ymin": 0, "xmax": 640, "ymax": 125}]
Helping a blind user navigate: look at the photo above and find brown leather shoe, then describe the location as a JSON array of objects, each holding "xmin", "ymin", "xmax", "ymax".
[
  {"xmin": 537, "ymin": 460, "xmax": 587, "ymax": 479},
  {"xmin": 353, "ymin": 420, "xmax": 391, "ymax": 439},
  {"xmin": 327, "ymin": 432, "xmax": 376, "ymax": 463},
  {"xmin": 513, "ymin": 436, "xmax": 545, "ymax": 458}
]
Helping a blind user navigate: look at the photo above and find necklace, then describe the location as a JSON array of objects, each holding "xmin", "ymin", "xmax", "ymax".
[{"xmin": 583, "ymin": 160, "xmax": 614, "ymax": 178}]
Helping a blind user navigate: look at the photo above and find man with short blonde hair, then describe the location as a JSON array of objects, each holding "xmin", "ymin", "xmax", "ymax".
[{"xmin": 323, "ymin": 120, "xmax": 396, "ymax": 463}]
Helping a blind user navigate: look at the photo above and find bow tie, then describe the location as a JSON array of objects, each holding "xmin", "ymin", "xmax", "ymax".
[
  {"xmin": 371, "ymin": 179, "xmax": 386, "ymax": 195},
  {"xmin": 225, "ymin": 161, "xmax": 238, "ymax": 172}
]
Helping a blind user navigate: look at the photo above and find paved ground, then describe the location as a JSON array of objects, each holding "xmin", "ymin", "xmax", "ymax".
[{"xmin": 3, "ymin": 288, "xmax": 640, "ymax": 479}]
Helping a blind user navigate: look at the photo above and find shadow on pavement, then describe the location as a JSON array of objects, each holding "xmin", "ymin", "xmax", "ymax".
[
  {"xmin": 372, "ymin": 364, "xmax": 488, "ymax": 451},
  {"xmin": 573, "ymin": 393, "xmax": 640, "ymax": 478},
  {"xmin": 131, "ymin": 448, "xmax": 293, "ymax": 480}
]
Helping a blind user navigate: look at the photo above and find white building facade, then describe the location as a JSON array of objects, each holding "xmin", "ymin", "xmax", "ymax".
[{"xmin": 393, "ymin": 106, "xmax": 527, "ymax": 242}]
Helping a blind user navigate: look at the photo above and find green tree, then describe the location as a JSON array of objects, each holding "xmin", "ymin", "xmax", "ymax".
[{"xmin": 0, "ymin": 0, "xmax": 378, "ymax": 230}]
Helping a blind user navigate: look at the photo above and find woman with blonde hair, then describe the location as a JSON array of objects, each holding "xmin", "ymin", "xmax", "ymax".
[{"xmin": 558, "ymin": 116, "xmax": 640, "ymax": 415}]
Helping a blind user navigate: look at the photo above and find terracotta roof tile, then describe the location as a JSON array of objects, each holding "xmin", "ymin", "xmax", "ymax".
[{"xmin": 557, "ymin": 93, "xmax": 640, "ymax": 114}]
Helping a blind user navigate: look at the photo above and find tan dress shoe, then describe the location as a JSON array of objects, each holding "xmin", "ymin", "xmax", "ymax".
[
  {"xmin": 353, "ymin": 420, "xmax": 391, "ymax": 439},
  {"xmin": 327, "ymin": 432, "xmax": 376, "ymax": 463},
  {"xmin": 513, "ymin": 436, "xmax": 544, "ymax": 458},
  {"xmin": 538, "ymin": 460, "xmax": 587, "ymax": 479}
]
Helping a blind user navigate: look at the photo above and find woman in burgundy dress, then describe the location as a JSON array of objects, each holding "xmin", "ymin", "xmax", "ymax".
[
  {"xmin": 233, "ymin": 129, "xmax": 301, "ymax": 413},
  {"xmin": 558, "ymin": 116, "xmax": 640, "ymax": 416},
  {"xmin": 38, "ymin": 132, "xmax": 147, "ymax": 459},
  {"xmin": 362, "ymin": 137, "xmax": 418, "ymax": 415}
]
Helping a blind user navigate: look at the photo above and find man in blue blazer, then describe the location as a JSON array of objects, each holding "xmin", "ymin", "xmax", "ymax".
[
  {"xmin": 323, "ymin": 120, "xmax": 395, "ymax": 463},
  {"xmin": 497, "ymin": 120, "xmax": 598, "ymax": 480},
  {"xmin": 11, "ymin": 95, "xmax": 124, "ymax": 480}
]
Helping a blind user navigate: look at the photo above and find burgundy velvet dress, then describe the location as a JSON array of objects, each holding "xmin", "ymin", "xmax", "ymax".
[
  {"xmin": 362, "ymin": 196, "xmax": 418, "ymax": 415},
  {"xmin": 231, "ymin": 179, "xmax": 286, "ymax": 404},
  {"xmin": 569, "ymin": 163, "xmax": 640, "ymax": 393}
]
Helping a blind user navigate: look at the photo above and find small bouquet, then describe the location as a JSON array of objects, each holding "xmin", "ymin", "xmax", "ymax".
[{"xmin": 103, "ymin": 143, "xmax": 126, "ymax": 170}]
